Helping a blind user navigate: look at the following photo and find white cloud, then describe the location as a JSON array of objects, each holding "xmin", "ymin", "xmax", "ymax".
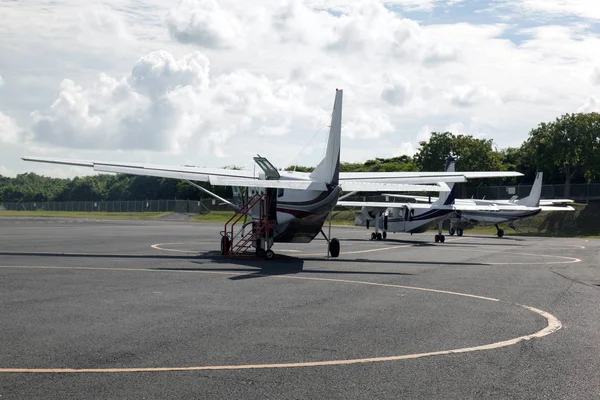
[
  {"xmin": 0, "ymin": 75, "xmax": 3, "ymax": 87},
  {"xmin": 578, "ymin": 96, "xmax": 600, "ymax": 113},
  {"xmin": 381, "ymin": 74, "xmax": 411, "ymax": 106},
  {"xmin": 344, "ymin": 109, "xmax": 394, "ymax": 139},
  {"xmin": 446, "ymin": 84, "xmax": 502, "ymax": 107},
  {"xmin": 501, "ymin": 0, "xmax": 600, "ymax": 21},
  {"xmin": 592, "ymin": 67, "xmax": 600, "ymax": 85},
  {"xmin": 76, "ymin": 6, "xmax": 135, "ymax": 47},
  {"xmin": 166, "ymin": 0, "xmax": 246, "ymax": 49},
  {"xmin": 306, "ymin": 0, "xmax": 446, "ymax": 12},
  {"xmin": 29, "ymin": 50, "xmax": 319, "ymax": 158},
  {"xmin": 0, "ymin": 112, "xmax": 21, "ymax": 144},
  {"xmin": 0, "ymin": 164, "xmax": 15, "ymax": 177}
]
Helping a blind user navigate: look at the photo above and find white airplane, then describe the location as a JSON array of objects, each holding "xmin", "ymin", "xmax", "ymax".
[
  {"xmin": 22, "ymin": 89, "xmax": 522, "ymax": 258},
  {"xmin": 385, "ymin": 170, "xmax": 575, "ymax": 237},
  {"xmin": 341, "ymin": 155, "xmax": 564, "ymax": 242}
]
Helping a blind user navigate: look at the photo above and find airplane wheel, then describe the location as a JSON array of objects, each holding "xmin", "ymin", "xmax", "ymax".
[
  {"xmin": 497, "ymin": 229, "xmax": 504, "ymax": 238},
  {"xmin": 440, "ymin": 235, "xmax": 445, "ymax": 243},
  {"xmin": 434, "ymin": 235, "xmax": 440, "ymax": 243},
  {"xmin": 382, "ymin": 231, "xmax": 387, "ymax": 240},
  {"xmin": 449, "ymin": 228, "xmax": 455, "ymax": 236},
  {"xmin": 457, "ymin": 229, "xmax": 463, "ymax": 237},
  {"xmin": 220, "ymin": 236, "xmax": 230, "ymax": 255},
  {"xmin": 376, "ymin": 232, "xmax": 382, "ymax": 240},
  {"xmin": 329, "ymin": 238, "xmax": 340, "ymax": 258},
  {"xmin": 265, "ymin": 250, "xmax": 275, "ymax": 260},
  {"xmin": 370, "ymin": 232, "xmax": 377, "ymax": 241}
]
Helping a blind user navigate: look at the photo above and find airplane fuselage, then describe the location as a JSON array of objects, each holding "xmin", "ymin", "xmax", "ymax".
[
  {"xmin": 249, "ymin": 185, "xmax": 341, "ymax": 243},
  {"xmin": 449, "ymin": 208, "xmax": 542, "ymax": 229}
]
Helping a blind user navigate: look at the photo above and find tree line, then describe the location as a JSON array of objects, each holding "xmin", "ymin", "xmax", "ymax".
[{"xmin": 2, "ymin": 112, "xmax": 599, "ymax": 203}]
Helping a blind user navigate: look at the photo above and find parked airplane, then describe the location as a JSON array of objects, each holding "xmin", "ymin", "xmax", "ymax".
[
  {"xmin": 385, "ymin": 171, "xmax": 575, "ymax": 237},
  {"xmin": 22, "ymin": 89, "xmax": 522, "ymax": 258},
  {"xmin": 338, "ymin": 157, "xmax": 465, "ymax": 243}
]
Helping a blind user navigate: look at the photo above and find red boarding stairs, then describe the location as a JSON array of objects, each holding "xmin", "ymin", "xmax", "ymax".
[{"xmin": 220, "ymin": 193, "xmax": 274, "ymax": 259}]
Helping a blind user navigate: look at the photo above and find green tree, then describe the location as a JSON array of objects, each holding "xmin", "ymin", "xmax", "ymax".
[
  {"xmin": 523, "ymin": 112, "xmax": 600, "ymax": 196},
  {"xmin": 414, "ymin": 132, "xmax": 505, "ymax": 173}
]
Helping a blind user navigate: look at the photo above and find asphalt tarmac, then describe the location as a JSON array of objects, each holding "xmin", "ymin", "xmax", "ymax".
[{"xmin": 1, "ymin": 217, "xmax": 599, "ymax": 399}]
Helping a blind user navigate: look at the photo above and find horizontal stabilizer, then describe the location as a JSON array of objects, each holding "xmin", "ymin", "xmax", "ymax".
[
  {"xmin": 540, "ymin": 199, "xmax": 575, "ymax": 205},
  {"xmin": 540, "ymin": 205, "xmax": 575, "ymax": 211}
]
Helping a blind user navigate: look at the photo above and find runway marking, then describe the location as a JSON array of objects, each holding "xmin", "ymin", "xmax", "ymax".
[
  {"xmin": 151, "ymin": 243, "xmax": 198, "ymax": 253},
  {"xmin": 0, "ymin": 265, "xmax": 562, "ymax": 374},
  {"xmin": 437, "ymin": 247, "xmax": 581, "ymax": 265},
  {"xmin": 151, "ymin": 239, "xmax": 580, "ymax": 264},
  {"xmin": 151, "ymin": 242, "xmax": 414, "ymax": 256}
]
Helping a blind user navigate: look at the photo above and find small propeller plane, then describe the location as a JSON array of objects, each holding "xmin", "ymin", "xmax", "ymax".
[
  {"xmin": 385, "ymin": 170, "xmax": 575, "ymax": 237},
  {"xmin": 22, "ymin": 89, "xmax": 522, "ymax": 258},
  {"xmin": 342, "ymin": 156, "xmax": 574, "ymax": 241}
]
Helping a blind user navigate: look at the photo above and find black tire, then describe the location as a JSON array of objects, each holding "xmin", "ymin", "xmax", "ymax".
[
  {"xmin": 497, "ymin": 229, "xmax": 504, "ymax": 238},
  {"xmin": 376, "ymin": 232, "xmax": 382, "ymax": 240},
  {"xmin": 457, "ymin": 229, "xmax": 463, "ymax": 237},
  {"xmin": 434, "ymin": 234, "xmax": 440, "ymax": 243},
  {"xmin": 221, "ymin": 236, "xmax": 230, "ymax": 255},
  {"xmin": 440, "ymin": 235, "xmax": 445, "ymax": 243},
  {"xmin": 449, "ymin": 228, "xmax": 455, "ymax": 236},
  {"xmin": 265, "ymin": 250, "xmax": 275, "ymax": 260},
  {"xmin": 370, "ymin": 232, "xmax": 376, "ymax": 241},
  {"xmin": 329, "ymin": 238, "xmax": 340, "ymax": 258},
  {"xmin": 382, "ymin": 231, "xmax": 387, "ymax": 240}
]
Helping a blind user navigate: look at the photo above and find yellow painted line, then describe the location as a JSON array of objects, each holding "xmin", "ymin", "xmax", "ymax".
[{"xmin": 0, "ymin": 264, "xmax": 561, "ymax": 373}]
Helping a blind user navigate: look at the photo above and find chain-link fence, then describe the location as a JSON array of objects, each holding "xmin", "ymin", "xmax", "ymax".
[
  {"xmin": 0, "ymin": 199, "xmax": 235, "ymax": 213},
  {"xmin": 2, "ymin": 182, "xmax": 599, "ymax": 213}
]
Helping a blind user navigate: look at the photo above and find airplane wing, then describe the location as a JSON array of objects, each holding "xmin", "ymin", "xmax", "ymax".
[
  {"xmin": 383, "ymin": 194, "xmax": 438, "ymax": 202},
  {"xmin": 451, "ymin": 203, "xmax": 575, "ymax": 212},
  {"xmin": 337, "ymin": 201, "xmax": 432, "ymax": 209},
  {"xmin": 339, "ymin": 171, "xmax": 523, "ymax": 181},
  {"xmin": 22, "ymin": 156, "xmax": 314, "ymax": 189}
]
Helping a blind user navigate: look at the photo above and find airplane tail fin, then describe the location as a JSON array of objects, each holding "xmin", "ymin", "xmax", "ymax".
[
  {"xmin": 433, "ymin": 155, "xmax": 457, "ymax": 206},
  {"xmin": 516, "ymin": 172, "xmax": 542, "ymax": 207},
  {"xmin": 309, "ymin": 89, "xmax": 342, "ymax": 186}
]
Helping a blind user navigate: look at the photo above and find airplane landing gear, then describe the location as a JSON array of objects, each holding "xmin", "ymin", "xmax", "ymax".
[
  {"xmin": 495, "ymin": 224, "xmax": 504, "ymax": 238},
  {"xmin": 457, "ymin": 228, "xmax": 464, "ymax": 237},
  {"xmin": 221, "ymin": 235, "xmax": 231, "ymax": 255},
  {"xmin": 435, "ymin": 221, "xmax": 445, "ymax": 243},
  {"xmin": 382, "ymin": 231, "xmax": 387, "ymax": 240},
  {"xmin": 449, "ymin": 227, "xmax": 455, "ymax": 236},
  {"xmin": 370, "ymin": 232, "xmax": 385, "ymax": 240},
  {"xmin": 329, "ymin": 238, "xmax": 340, "ymax": 258},
  {"xmin": 321, "ymin": 229, "xmax": 340, "ymax": 258}
]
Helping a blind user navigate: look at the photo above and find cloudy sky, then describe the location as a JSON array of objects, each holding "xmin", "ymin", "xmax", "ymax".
[{"xmin": 1, "ymin": 0, "xmax": 599, "ymax": 177}]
